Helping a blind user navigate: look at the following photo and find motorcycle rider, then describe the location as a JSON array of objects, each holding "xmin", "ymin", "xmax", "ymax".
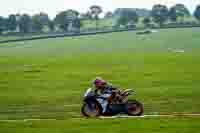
[{"xmin": 93, "ymin": 77, "xmax": 123, "ymax": 113}]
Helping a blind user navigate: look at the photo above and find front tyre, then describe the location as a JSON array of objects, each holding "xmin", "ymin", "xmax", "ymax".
[
  {"xmin": 126, "ymin": 100, "xmax": 144, "ymax": 116},
  {"xmin": 81, "ymin": 102, "xmax": 101, "ymax": 117}
]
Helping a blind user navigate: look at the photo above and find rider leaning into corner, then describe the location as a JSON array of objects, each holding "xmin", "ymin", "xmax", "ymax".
[{"xmin": 93, "ymin": 77, "xmax": 124, "ymax": 113}]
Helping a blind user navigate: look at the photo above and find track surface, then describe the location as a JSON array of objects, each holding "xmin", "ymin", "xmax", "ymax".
[{"xmin": 1, "ymin": 104, "xmax": 200, "ymax": 122}]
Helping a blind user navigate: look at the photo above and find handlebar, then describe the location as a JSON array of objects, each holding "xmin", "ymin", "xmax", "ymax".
[
  {"xmin": 123, "ymin": 89, "xmax": 134, "ymax": 93},
  {"xmin": 121, "ymin": 89, "xmax": 135, "ymax": 96}
]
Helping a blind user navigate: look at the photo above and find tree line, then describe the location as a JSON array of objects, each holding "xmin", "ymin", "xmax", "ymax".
[{"xmin": 1, "ymin": 4, "xmax": 200, "ymax": 34}]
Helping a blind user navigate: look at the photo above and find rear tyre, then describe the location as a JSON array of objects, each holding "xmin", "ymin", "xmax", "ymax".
[
  {"xmin": 126, "ymin": 100, "xmax": 143, "ymax": 116},
  {"xmin": 81, "ymin": 102, "xmax": 101, "ymax": 117}
]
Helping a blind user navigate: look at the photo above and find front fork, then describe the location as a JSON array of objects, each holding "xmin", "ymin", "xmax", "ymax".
[{"xmin": 96, "ymin": 98, "xmax": 109, "ymax": 113}]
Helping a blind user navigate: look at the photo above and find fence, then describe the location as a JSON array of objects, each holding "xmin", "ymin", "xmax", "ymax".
[{"xmin": 0, "ymin": 24, "xmax": 200, "ymax": 44}]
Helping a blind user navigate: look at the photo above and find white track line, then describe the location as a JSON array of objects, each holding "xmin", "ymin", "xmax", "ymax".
[
  {"xmin": 100, "ymin": 114, "xmax": 200, "ymax": 119},
  {"xmin": 0, "ymin": 119, "xmax": 58, "ymax": 122},
  {"xmin": 1, "ymin": 114, "xmax": 200, "ymax": 122},
  {"xmin": 99, "ymin": 115, "xmax": 171, "ymax": 119}
]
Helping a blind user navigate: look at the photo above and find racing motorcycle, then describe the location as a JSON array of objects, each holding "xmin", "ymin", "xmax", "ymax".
[{"xmin": 81, "ymin": 88, "xmax": 143, "ymax": 117}]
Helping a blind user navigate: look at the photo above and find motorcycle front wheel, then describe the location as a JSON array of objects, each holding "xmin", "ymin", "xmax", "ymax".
[{"xmin": 81, "ymin": 102, "xmax": 101, "ymax": 117}]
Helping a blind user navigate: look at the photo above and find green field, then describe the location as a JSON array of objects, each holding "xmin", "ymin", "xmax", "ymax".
[{"xmin": 0, "ymin": 28, "xmax": 200, "ymax": 132}]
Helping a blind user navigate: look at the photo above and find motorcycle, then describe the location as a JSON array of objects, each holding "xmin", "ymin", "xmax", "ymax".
[{"xmin": 81, "ymin": 88, "xmax": 143, "ymax": 117}]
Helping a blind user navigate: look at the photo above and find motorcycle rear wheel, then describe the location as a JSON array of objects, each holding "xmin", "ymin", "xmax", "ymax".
[{"xmin": 126, "ymin": 100, "xmax": 143, "ymax": 116}]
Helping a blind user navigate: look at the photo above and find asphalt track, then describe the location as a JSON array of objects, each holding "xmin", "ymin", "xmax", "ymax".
[{"xmin": 1, "ymin": 103, "xmax": 200, "ymax": 122}]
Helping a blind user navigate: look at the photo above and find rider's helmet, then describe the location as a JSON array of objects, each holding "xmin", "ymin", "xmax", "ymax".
[{"xmin": 93, "ymin": 77, "xmax": 107, "ymax": 89}]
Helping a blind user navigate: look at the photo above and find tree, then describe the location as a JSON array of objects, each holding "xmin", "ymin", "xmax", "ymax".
[
  {"xmin": 104, "ymin": 11, "xmax": 113, "ymax": 18},
  {"xmin": 116, "ymin": 9, "xmax": 138, "ymax": 28},
  {"xmin": 168, "ymin": 7, "xmax": 178, "ymax": 22},
  {"xmin": 151, "ymin": 4, "xmax": 169, "ymax": 26},
  {"xmin": 114, "ymin": 8, "xmax": 150, "ymax": 17},
  {"xmin": 142, "ymin": 17, "xmax": 151, "ymax": 27},
  {"xmin": 80, "ymin": 11, "xmax": 92, "ymax": 20},
  {"xmin": 32, "ymin": 13, "xmax": 50, "ymax": 32},
  {"xmin": 89, "ymin": 5, "xmax": 103, "ymax": 30},
  {"xmin": 194, "ymin": 5, "xmax": 200, "ymax": 22},
  {"xmin": 48, "ymin": 20, "xmax": 55, "ymax": 31},
  {"xmin": 54, "ymin": 11, "xmax": 68, "ymax": 31},
  {"xmin": 54, "ymin": 9, "xmax": 80, "ymax": 32},
  {"xmin": 0, "ymin": 16, "xmax": 7, "ymax": 34},
  {"xmin": 7, "ymin": 14, "xmax": 17, "ymax": 31},
  {"xmin": 72, "ymin": 18, "xmax": 82, "ymax": 33},
  {"xmin": 169, "ymin": 4, "xmax": 190, "ymax": 22},
  {"xmin": 18, "ymin": 14, "xmax": 32, "ymax": 33},
  {"xmin": 32, "ymin": 14, "xmax": 43, "ymax": 32}
]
